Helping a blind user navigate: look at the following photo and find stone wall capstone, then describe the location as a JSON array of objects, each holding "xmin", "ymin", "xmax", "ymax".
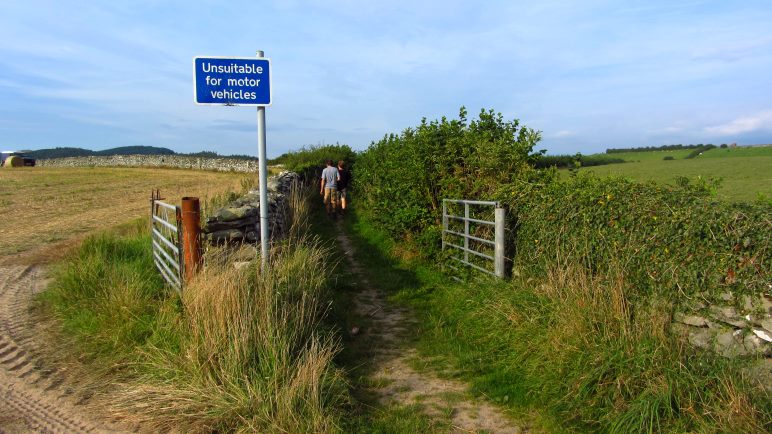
[{"xmin": 37, "ymin": 155, "xmax": 259, "ymax": 172}]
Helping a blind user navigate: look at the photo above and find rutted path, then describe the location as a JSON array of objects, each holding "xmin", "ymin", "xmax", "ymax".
[
  {"xmin": 0, "ymin": 265, "xmax": 127, "ymax": 433},
  {"xmin": 336, "ymin": 226, "xmax": 525, "ymax": 433}
]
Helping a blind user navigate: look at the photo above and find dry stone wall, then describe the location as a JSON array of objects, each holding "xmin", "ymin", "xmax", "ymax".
[
  {"xmin": 672, "ymin": 291, "xmax": 772, "ymax": 358},
  {"xmin": 37, "ymin": 155, "xmax": 259, "ymax": 172},
  {"xmin": 671, "ymin": 289, "xmax": 772, "ymax": 390},
  {"xmin": 203, "ymin": 171, "xmax": 299, "ymax": 243}
]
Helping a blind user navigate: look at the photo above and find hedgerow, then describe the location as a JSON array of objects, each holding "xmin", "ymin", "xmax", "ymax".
[
  {"xmin": 533, "ymin": 152, "xmax": 625, "ymax": 169},
  {"xmin": 503, "ymin": 174, "xmax": 771, "ymax": 301},
  {"xmin": 270, "ymin": 143, "xmax": 356, "ymax": 178},
  {"xmin": 354, "ymin": 108, "xmax": 770, "ymax": 300}
]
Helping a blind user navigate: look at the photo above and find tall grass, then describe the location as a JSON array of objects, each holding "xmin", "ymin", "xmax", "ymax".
[
  {"xmin": 111, "ymin": 238, "xmax": 347, "ymax": 432},
  {"xmin": 41, "ymin": 183, "xmax": 348, "ymax": 432},
  {"xmin": 346, "ymin": 215, "xmax": 771, "ymax": 433}
]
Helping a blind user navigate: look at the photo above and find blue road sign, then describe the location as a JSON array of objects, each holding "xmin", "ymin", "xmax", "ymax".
[{"xmin": 193, "ymin": 57, "xmax": 271, "ymax": 106}]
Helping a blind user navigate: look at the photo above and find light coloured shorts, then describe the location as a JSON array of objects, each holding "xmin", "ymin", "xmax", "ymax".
[{"xmin": 323, "ymin": 187, "xmax": 338, "ymax": 205}]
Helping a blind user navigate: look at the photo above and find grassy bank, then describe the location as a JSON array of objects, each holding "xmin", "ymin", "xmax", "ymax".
[
  {"xmin": 40, "ymin": 188, "xmax": 348, "ymax": 432},
  {"xmin": 342, "ymin": 212, "xmax": 770, "ymax": 433}
]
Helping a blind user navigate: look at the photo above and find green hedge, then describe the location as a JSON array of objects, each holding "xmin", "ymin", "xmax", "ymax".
[
  {"xmin": 270, "ymin": 144, "xmax": 356, "ymax": 178},
  {"xmin": 354, "ymin": 107, "xmax": 541, "ymax": 245},
  {"xmin": 354, "ymin": 108, "xmax": 770, "ymax": 301},
  {"xmin": 533, "ymin": 153, "xmax": 625, "ymax": 169},
  {"xmin": 504, "ymin": 174, "xmax": 771, "ymax": 300}
]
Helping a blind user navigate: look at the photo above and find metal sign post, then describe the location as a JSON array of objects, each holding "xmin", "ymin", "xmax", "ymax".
[
  {"xmin": 255, "ymin": 50, "xmax": 269, "ymax": 267},
  {"xmin": 193, "ymin": 51, "xmax": 272, "ymax": 267}
]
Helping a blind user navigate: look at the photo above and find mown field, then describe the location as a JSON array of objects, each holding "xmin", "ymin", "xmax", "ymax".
[
  {"xmin": 575, "ymin": 145, "xmax": 772, "ymax": 202},
  {"xmin": 0, "ymin": 167, "xmax": 249, "ymax": 264}
]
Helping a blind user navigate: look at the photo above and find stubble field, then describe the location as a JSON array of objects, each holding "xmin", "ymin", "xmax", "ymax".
[{"xmin": 0, "ymin": 167, "xmax": 248, "ymax": 265}]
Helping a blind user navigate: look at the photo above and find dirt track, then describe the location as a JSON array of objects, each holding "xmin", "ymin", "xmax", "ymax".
[
  {"xmin": 0, "ymin": 265, "xmax": 128, "ymax": 432},
  {"xmin": 336, "ymin": 225, "xmax": 526, "ymax": 433}
]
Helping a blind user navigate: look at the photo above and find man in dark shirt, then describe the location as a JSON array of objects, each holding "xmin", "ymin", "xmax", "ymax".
[{"xmin": 337, "ymin": 160, "xmax": 350, "ymax": 214}]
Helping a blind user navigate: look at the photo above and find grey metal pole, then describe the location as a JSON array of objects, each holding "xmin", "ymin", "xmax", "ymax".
[
  {"xmin": 494, "ymin": 205, "xmax": 506, "ymax": 278},
  {"xmin": 256, "ymin": 50, "xmax": 269, "ymax": 268},
  {"xmin": 464, "ymin": 203, "xmax": 470, "ymax": 263},
  {"xmin": 441, "ymin": 200, "xmax": 447, "ymax": 252}
]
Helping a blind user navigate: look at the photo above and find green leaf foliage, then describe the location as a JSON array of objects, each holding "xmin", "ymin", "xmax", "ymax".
[
  {"xmin": 269, "ymin": 143, "xmax": 356, "ymax": 178},
  {"xmin": 503, "ymin": 173, "xmax": 771, "ymax": 300},
  {"xmin": 353, "ymin": 107, "xmax": 541, "ymax": 249}
]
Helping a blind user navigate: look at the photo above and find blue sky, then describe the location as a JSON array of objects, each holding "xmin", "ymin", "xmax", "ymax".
[{"xmin": 1, "ymin": 0, "xmax": 771, "ymax": 157}]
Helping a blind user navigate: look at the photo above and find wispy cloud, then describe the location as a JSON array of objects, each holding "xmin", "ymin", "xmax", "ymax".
[
  {"xmin": 705, "ymin": 110, "xmax": 772, "ymax": 136},
  {"xmin": 2, "ymin": 1, "xmax": 772, "ymax": 155},
  {"xmin": 551, "ymin": 130, "xmax": 575, "ymax": 138}
]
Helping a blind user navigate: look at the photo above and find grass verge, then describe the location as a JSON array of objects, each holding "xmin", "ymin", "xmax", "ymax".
[
  {"xmin": 343, "ymin": 211, "xmax": 771, "ymax": 433},
  {"xmin": 39, "ymin": 185, "xmax": 349, "ymax": 432}
]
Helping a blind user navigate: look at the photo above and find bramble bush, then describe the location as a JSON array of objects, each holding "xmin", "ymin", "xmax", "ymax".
[{"xmin": 353, "ymin": 107, "xmax": 541, "ymax": 250}]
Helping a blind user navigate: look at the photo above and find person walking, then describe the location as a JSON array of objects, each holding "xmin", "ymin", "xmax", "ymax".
[
  {"xmin": 337, "ymin": 160, "xmax": 350, "ymax": 215},
  {"xmin": 320, "ymin": 159, "xmax": 340, "ymax": 217}
]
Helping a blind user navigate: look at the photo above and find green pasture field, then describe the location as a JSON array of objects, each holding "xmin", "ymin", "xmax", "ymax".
[
  {"xmin": 605, "ymin": 149, "xmax": 695, "ymax": 161},
  {"xmin": 573, "ymin": 146, "xmax": 772, "ymax": 202},
  {"xmin": 699, "ymin": 145, "xmax": 772, "ymax": 158}
]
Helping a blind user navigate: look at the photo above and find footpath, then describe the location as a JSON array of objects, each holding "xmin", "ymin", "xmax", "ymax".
[{"xmin": 335, "ymin": 221, "xmax": 527, "ymax": 433}]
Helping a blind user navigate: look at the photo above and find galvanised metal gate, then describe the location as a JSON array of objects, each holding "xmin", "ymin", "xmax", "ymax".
[
  {"xmin": 150, "ymin": 190, "xmax": 183, "ymax": 292},
  {"xmin": 442, "ymin": 199, "xmax": 506, "ymax": 279}
]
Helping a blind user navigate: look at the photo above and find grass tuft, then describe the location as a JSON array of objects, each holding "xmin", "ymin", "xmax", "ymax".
[{"xmin": 40, "ymin": 183, "xmax": 349, "ymax": 432}]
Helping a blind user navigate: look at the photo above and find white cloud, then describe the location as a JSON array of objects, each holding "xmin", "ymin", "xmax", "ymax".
[
  {"xmin": 552, "ymin": 130, "xmax": 575, "ymax": 138},
  {"xmin": 705, "ymin": 110, "xmax": 772, "ymax": 136}
]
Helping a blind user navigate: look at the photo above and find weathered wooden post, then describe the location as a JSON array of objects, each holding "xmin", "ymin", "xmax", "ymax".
[{"xmin": 181, "ymin": 197, "xmax": 202, "ymax": 281}]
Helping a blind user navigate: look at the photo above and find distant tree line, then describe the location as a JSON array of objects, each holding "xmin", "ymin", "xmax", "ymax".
[
  {"xmin": 683, "ymin": 144, "xmax": 717, "ymax": 159},
  {"xmin": 605, "ymin": 144, "xmax": 727, "ymax": 153}
]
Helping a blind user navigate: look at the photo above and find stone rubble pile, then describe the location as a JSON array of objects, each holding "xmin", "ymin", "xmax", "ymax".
[
  {"xmin": 671, "ymin": 290, "xmax": 772, "ymax": 358},
  {"xmin": 203, "ymin": 171, "xmax": 299, "ymax": 243}
]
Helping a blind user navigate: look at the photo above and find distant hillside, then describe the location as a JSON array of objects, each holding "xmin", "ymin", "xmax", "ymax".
[
  {"xmin": 23, "ymin": 146, "xmax": 265, "ymax": 161},
  {"xmin": 24, "ymin": 147, "xmax": 94, "ymax": 159},
  {"xmin": 27, "ymin": 146, "xmax": 177, "ymax": 159},
  {"xmin": 96, "ymin": 146, "xmax": 176, "ymax": 156}
]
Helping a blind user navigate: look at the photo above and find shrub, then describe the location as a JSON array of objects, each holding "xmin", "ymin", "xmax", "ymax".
[
  {"xmin": 663, "ymin": 155, "xmax": 675, "ymax": 160},
  {"xmin": 354, "ymin": 107, "xmax": 541, "ymax": 250}
]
